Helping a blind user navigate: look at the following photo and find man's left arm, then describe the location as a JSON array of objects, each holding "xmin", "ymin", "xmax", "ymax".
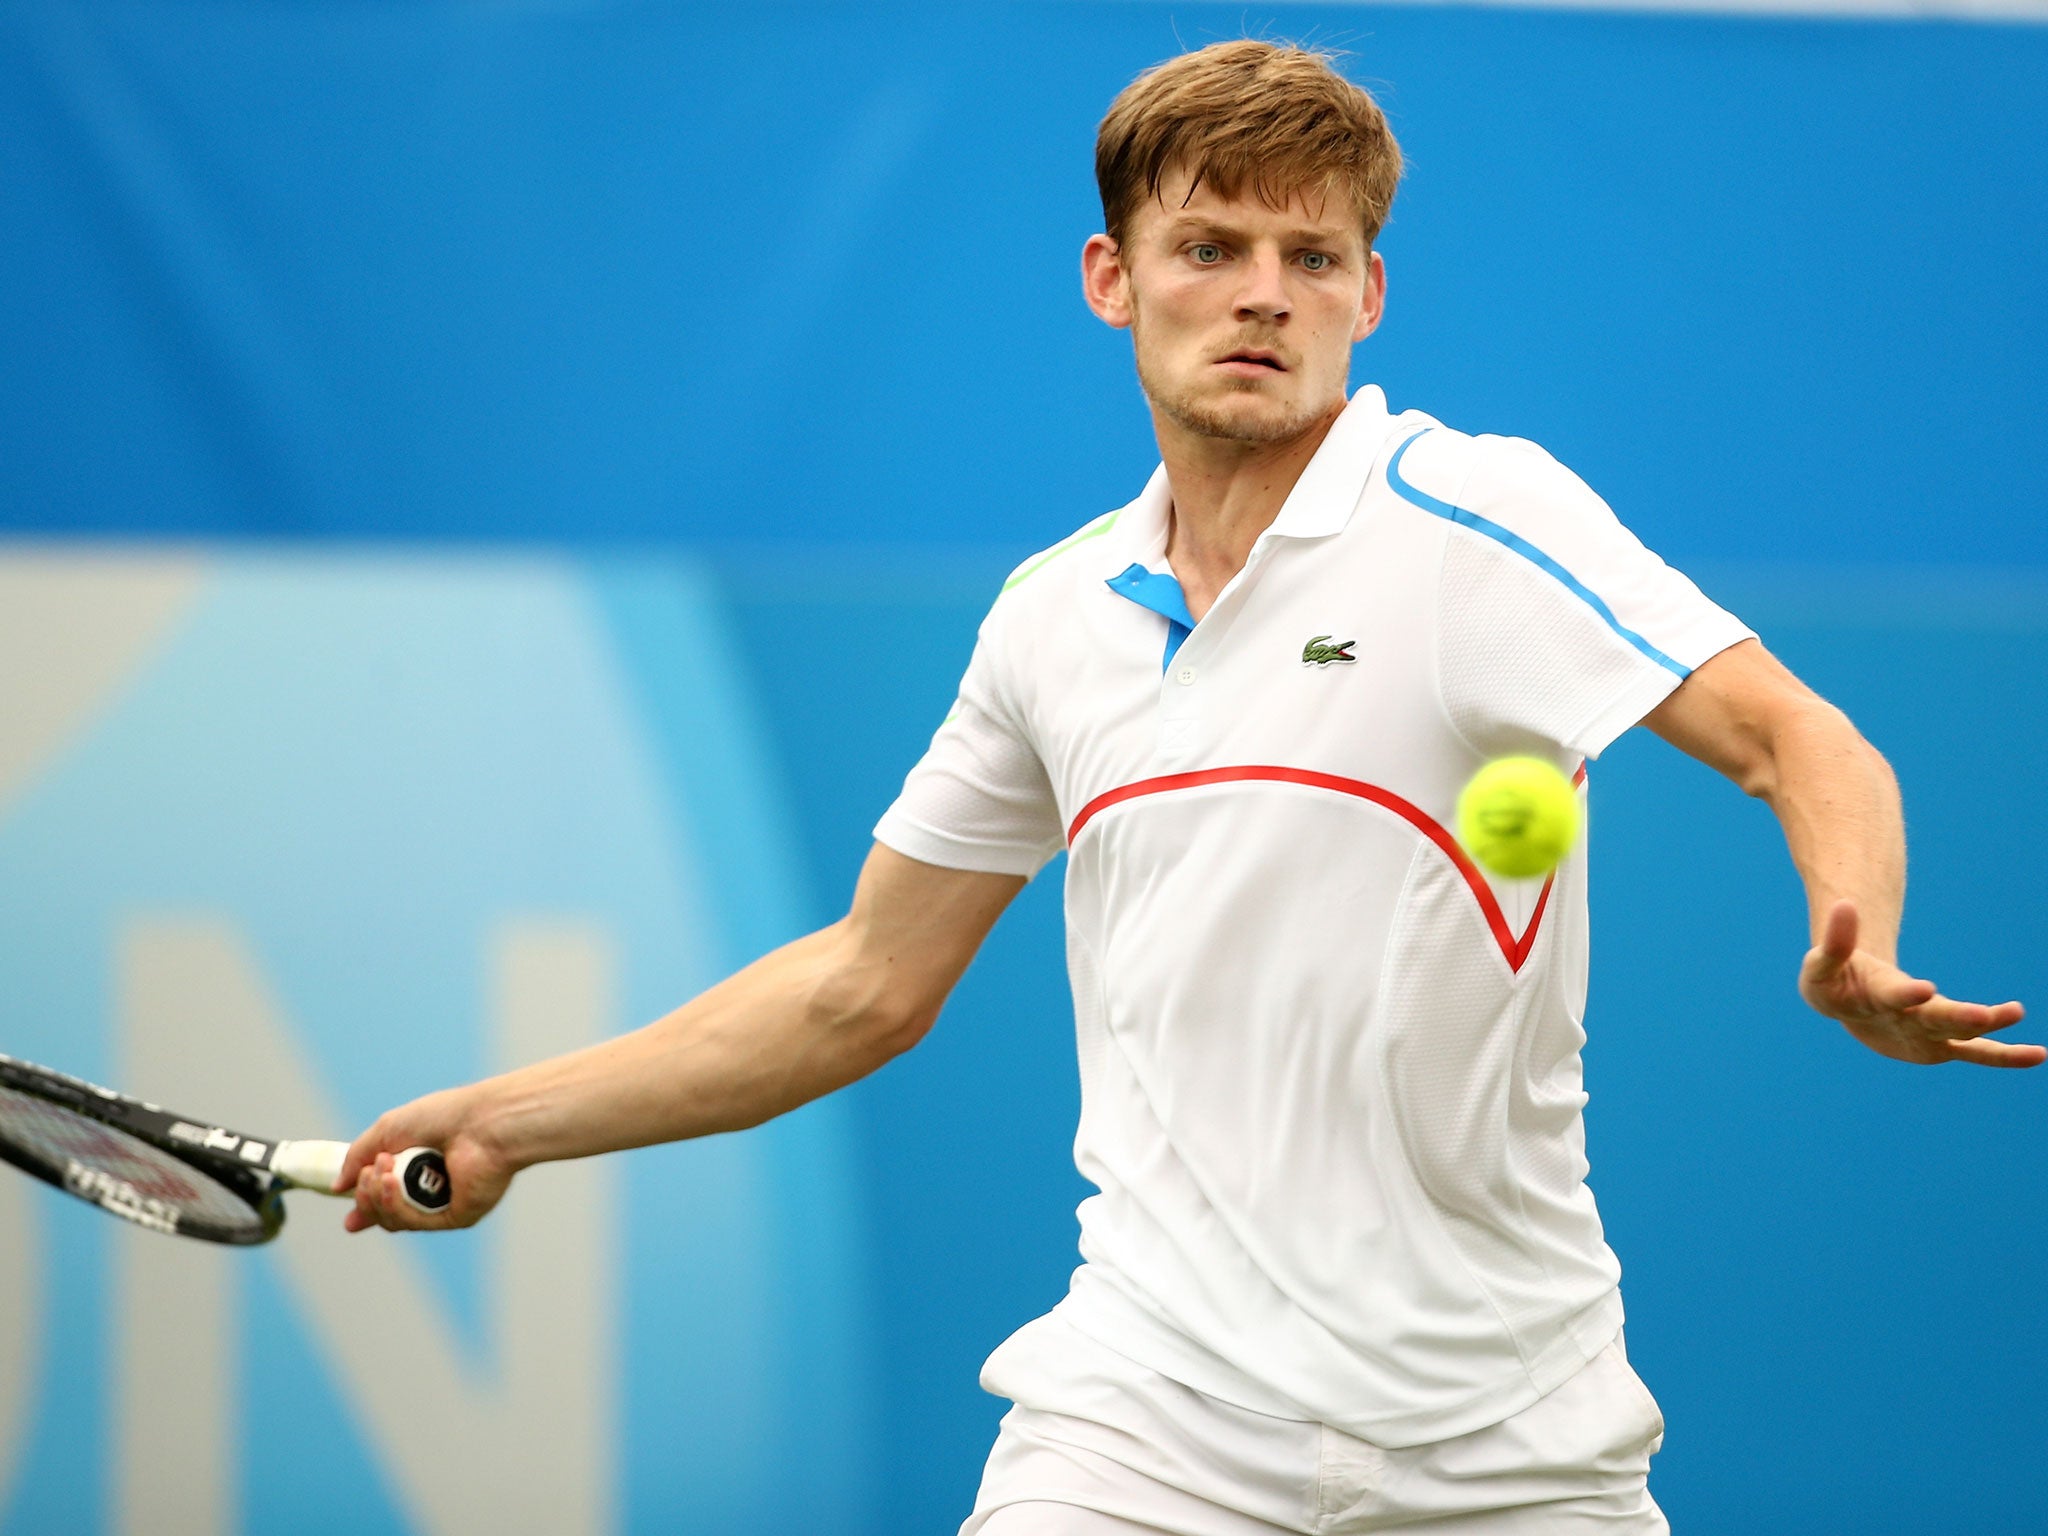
[{"xmin": 1643, "ymin": 637, "xmax": 2041, "ymax": 1069}]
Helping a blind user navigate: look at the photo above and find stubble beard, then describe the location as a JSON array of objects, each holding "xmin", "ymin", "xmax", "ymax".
[{"xmin": 1133, "ymin": 329, "xmax": 1329, "ymax": 448}]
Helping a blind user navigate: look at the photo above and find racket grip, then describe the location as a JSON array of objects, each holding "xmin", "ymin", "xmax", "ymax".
[{"xmin": 272, "ymin": 1140, "xmax": 452, "ymax": 1213}]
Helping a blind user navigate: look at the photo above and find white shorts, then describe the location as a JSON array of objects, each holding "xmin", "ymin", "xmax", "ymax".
[{"xmin": 959, "ymin": 1314, "xmax": 1668, "ymax": 1535}]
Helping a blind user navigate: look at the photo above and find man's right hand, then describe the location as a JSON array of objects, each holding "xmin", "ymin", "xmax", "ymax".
[{"xmin": 339, "ymin": 1085, "xmax": 516, "ymax": 1232}]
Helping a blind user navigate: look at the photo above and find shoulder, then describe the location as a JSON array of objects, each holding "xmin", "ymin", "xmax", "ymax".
[
  {"xmin": 998, "ymin": 507, "xmax": 1122, "ymax": 599},
  {"xmin": 1383, "ymin": 421, "xmax": 1628, "ymax": 550},
  {"xmin": 978, "ymin": 500, "xmax": 1131, "ymax": 647}
]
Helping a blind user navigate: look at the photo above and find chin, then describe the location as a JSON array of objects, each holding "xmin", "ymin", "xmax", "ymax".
[{"xmin": 1159, "ymin": 387, "xmax": 1321, "ymax": 446}]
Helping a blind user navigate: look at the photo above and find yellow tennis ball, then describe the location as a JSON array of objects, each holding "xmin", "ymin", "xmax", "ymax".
[{"xmin": 1456, "ymin": 756, "xmax": 1580, "ymax": 879}]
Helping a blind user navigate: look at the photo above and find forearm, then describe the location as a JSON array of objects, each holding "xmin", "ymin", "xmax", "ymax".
[
  {"xmin": 344, "ymin": 846, "xmax": 1022, "ymax": 1232},
  {"xmin": 1753, "ymin": 701, "xmax": 1906, "ymax": 962},
  {"xmin": 1644, "ymin": 640, "xmax": 2033, "ymax": 1069},
  {"xmin": 460, "ymin": 922, "xmax": 917, "ymax": 1171}
]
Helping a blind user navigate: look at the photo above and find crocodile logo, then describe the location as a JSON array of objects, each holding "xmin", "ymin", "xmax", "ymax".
[{"xmin": 1301, "ymin": 634, "xmax": 1357, "ymax": 666}]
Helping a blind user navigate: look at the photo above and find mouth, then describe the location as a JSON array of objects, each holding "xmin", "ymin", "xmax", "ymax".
[{"xmin": 1215, "ymin": 349, "xmax": 1287, "ymax": 374}]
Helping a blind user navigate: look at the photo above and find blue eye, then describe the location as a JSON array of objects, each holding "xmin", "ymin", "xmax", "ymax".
[
  {"xmin": 1301, "ymin": 251, "xmax": 1332, "ymax": 272},
  {"xmin": 1191, "ymin": 244, "xmax": 1223, "ymax": 264}
]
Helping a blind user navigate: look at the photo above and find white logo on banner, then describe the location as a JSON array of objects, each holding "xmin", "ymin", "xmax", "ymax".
[
  {"xmin": 0, "ymin": 1169, "xmax": 38, "ymax": 1515},
  {"xmin": 114, "ymin": 919, "xmax": 616, "ymax": 1536},
  {"xmin": 0, "ymin": 553, "xmax": 203, "ymax": 1516}
]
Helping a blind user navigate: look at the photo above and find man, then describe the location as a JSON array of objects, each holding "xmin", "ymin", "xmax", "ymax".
[{"xmin": 342, "ymin": 40, "xmax": 2038, "ymax": 1534}]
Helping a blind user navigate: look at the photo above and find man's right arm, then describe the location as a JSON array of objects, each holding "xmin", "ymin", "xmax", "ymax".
[{"xmin": 340, "ymin": 844, "xmax": 1025, "ymax": 1232}]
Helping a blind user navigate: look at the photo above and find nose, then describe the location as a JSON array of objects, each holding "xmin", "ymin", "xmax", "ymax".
[{"xmin": 1233, "ymin": 245, "xmax": 1291, "ymax": 323}]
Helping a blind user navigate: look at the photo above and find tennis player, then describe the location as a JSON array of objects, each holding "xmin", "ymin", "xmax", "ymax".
[{"xmin": 342, "ymin": 41, "xmax": 2039, "ymax": 1534}]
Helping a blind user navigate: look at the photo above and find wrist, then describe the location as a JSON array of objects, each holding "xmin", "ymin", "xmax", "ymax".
[{"xmin": 462, "ymin": 1074, "xmax": 552, "ymax": 1174}]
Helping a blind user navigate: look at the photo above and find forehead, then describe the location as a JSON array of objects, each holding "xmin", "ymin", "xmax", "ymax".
[{"xmin": 1136, "ymin": 163, "xmax": 1364, "ymax": 247}]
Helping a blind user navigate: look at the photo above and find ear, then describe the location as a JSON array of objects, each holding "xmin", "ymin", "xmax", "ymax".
[
  {"xmin": 1351, "ymin": 250, "xmax": 1388, "ymax": 344},
  {"xmin": 1081, "ymin": 234, "xmax": 1133, "ymax": 330}
]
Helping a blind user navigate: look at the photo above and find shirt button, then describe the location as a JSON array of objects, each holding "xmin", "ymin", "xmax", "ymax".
[{"xmin": 1175, "ymin": 665, "xmax": 1197, "ymax": 685}]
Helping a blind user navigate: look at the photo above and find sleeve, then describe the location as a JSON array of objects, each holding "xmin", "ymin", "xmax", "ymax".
[
  {"xmin": 872, "ymin": 603, "xmax": 1066, "ymax": 878},
  {"xmin": 1427, "ymin": 433, "xmax": 1756, "ymax": 761}
]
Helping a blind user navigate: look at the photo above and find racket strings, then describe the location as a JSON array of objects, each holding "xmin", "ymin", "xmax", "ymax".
[{"xmin": 0, "ymin": 1082, "xmax": 261, "ymax": 1234}]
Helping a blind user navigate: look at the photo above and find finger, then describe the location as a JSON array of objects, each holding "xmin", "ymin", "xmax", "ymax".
[
  {"xmin": 338, "ymin": 1122, "xmax": 398, "ymax": 1194},
  {"xmin": 1943, "ymin": 1036, "xmax": 2048, "ymax": 1069},
  {"xmin": 375, "ymin": 1166, "xmax": 412, "ymax": 1231},
  {"xmin": 378, "ymin": 1156, "xmax": 421, "ymax": 1232},
  {"xmin": 1865, "ymin": 968, "xmax": 1938, "ymax": 1013},
  {"xmin": 344, "ymin": 1172, "xmax": 384, "ymax": 1232},
  {"xmin": 343, "ymin": 1184, "xmax": 394, "ymax": 1234},
  {"xmin": 1910, "ymin": 995, "xmax": 2028, "ymax": 1038},
  {"xmin": 359, "ymin": 1153, "xmax": 401, "ymax": 1231},
  {"xmin": 375, "ymin": 1158, "xmax": 447, "ymax": 1232},
  {"xmin": 1823, "ymin": 899, "xmax": 1858, "ymax": 956},
  {"xmin": 1801, "ymin": 900, "xmax": 1860, "ymax": 983},
  {"xmin": 337, "ymin": 1136, "xmax": 373, "ymax": 1194}
]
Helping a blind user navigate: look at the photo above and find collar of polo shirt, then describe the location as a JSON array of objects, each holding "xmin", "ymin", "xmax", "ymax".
[{"xmin": 1089, "ymin": 385, "xmax": 1405, "ymax": 587}]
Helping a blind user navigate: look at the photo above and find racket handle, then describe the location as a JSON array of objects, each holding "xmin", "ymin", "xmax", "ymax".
[{"xmin": 272, "ymin": 1140, "xmax": 453, "ymax": 1214}]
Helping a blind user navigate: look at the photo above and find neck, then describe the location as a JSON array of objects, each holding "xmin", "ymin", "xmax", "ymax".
[{"xmin": 1154, "ymin": 397, "xmax": 1345, "ymax": 620}]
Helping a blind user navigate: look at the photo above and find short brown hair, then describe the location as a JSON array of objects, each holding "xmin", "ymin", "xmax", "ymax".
[{"xmin": 1095, "ymin": 40, "xmax": 1402, "ymax": 250}]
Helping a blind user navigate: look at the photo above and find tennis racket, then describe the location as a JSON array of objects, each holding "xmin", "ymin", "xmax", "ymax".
[{"xmin": 0, "ymin": 1051, "xmax": 449, "ymax": 1244}]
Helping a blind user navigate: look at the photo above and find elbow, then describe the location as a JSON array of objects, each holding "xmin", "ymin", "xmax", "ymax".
[
  {"xmin": 879, "ymin": 1004, "xmax": 941, "ymax": 1060},
  {"xmin": 1747, "ymin": 698, "xmax": 1886, "ymax": 806},
  {"xmin": 859, "ymin": 990, "xmax": 941, "ymax": 1062},
  {"xmin": 1722, "ymin": 718, "xmax": 1790, "ymax": 803},
  {"xmin": 806, "ymin": 952, "xmax": 939, "ymax": 1068},
  {"xmin": 1735, "ymin": 728, "xmax": 1789, "ymax": 802}
]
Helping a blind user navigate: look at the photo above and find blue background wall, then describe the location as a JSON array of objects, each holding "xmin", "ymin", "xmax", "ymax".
[{"xmin": 1, "ymin": 3, "xmax": 2044, "ymax": 1532}]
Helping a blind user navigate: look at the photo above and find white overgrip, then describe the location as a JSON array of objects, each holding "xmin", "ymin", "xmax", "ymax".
[{"xmin": 270, "ymin": 1139, "xmax": 349, "ymax": 1194}]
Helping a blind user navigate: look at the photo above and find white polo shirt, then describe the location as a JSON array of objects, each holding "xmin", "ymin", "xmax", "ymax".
[{"xmin": 874, "ymin": 385, "xmax": 1753, "ymax": 1447}]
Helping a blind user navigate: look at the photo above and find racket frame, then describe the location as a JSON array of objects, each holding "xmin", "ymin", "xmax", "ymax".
[{"xmin": 0, "ymin": 1052, "xmax": 441, "ymax": 1244}]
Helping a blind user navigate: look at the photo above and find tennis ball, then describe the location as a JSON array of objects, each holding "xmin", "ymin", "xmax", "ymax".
[{"xmin": 1456, "ymin": 756, "xmax": 1580, "ymax": 879}]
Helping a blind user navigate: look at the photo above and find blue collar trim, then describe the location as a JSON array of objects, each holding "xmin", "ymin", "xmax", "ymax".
[{"xmin": 1105, "ymin": 562, "xmax": 1195, "ymax": 670}]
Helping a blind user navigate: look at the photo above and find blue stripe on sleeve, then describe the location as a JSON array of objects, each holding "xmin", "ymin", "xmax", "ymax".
[{"xmin": 1385, "ymin": 430, "xmax": 1689, "ymax": 678}]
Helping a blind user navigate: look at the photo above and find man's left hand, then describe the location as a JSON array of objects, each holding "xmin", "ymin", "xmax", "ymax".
[{"xmin": 1800, "ymin": 899, "xmax": 2041, "ymax": 1068}]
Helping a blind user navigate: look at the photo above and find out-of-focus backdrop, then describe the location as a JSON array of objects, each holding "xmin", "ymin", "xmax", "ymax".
[{"xmin": 1, "ymin": 3, "xmax": 2043, "ymax": 1533}]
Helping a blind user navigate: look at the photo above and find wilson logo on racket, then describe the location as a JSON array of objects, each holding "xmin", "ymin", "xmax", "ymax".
[
  {"xmin": 403, "ymin": 1152, "xmax": 453, "ymax": 1210},
  {"xmin": 1301, "ymin": 634, "xmax": 1357, "ymax": 666},
  {"xmin": 65, "ymin": 1160, "xmax": 181, "ymax": 1235}
]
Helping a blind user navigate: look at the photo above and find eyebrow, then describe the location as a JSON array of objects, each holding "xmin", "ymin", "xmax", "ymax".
[{"xmin": 1158, "ymin": 214, "xmax": 1354, "ymax": 247}]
